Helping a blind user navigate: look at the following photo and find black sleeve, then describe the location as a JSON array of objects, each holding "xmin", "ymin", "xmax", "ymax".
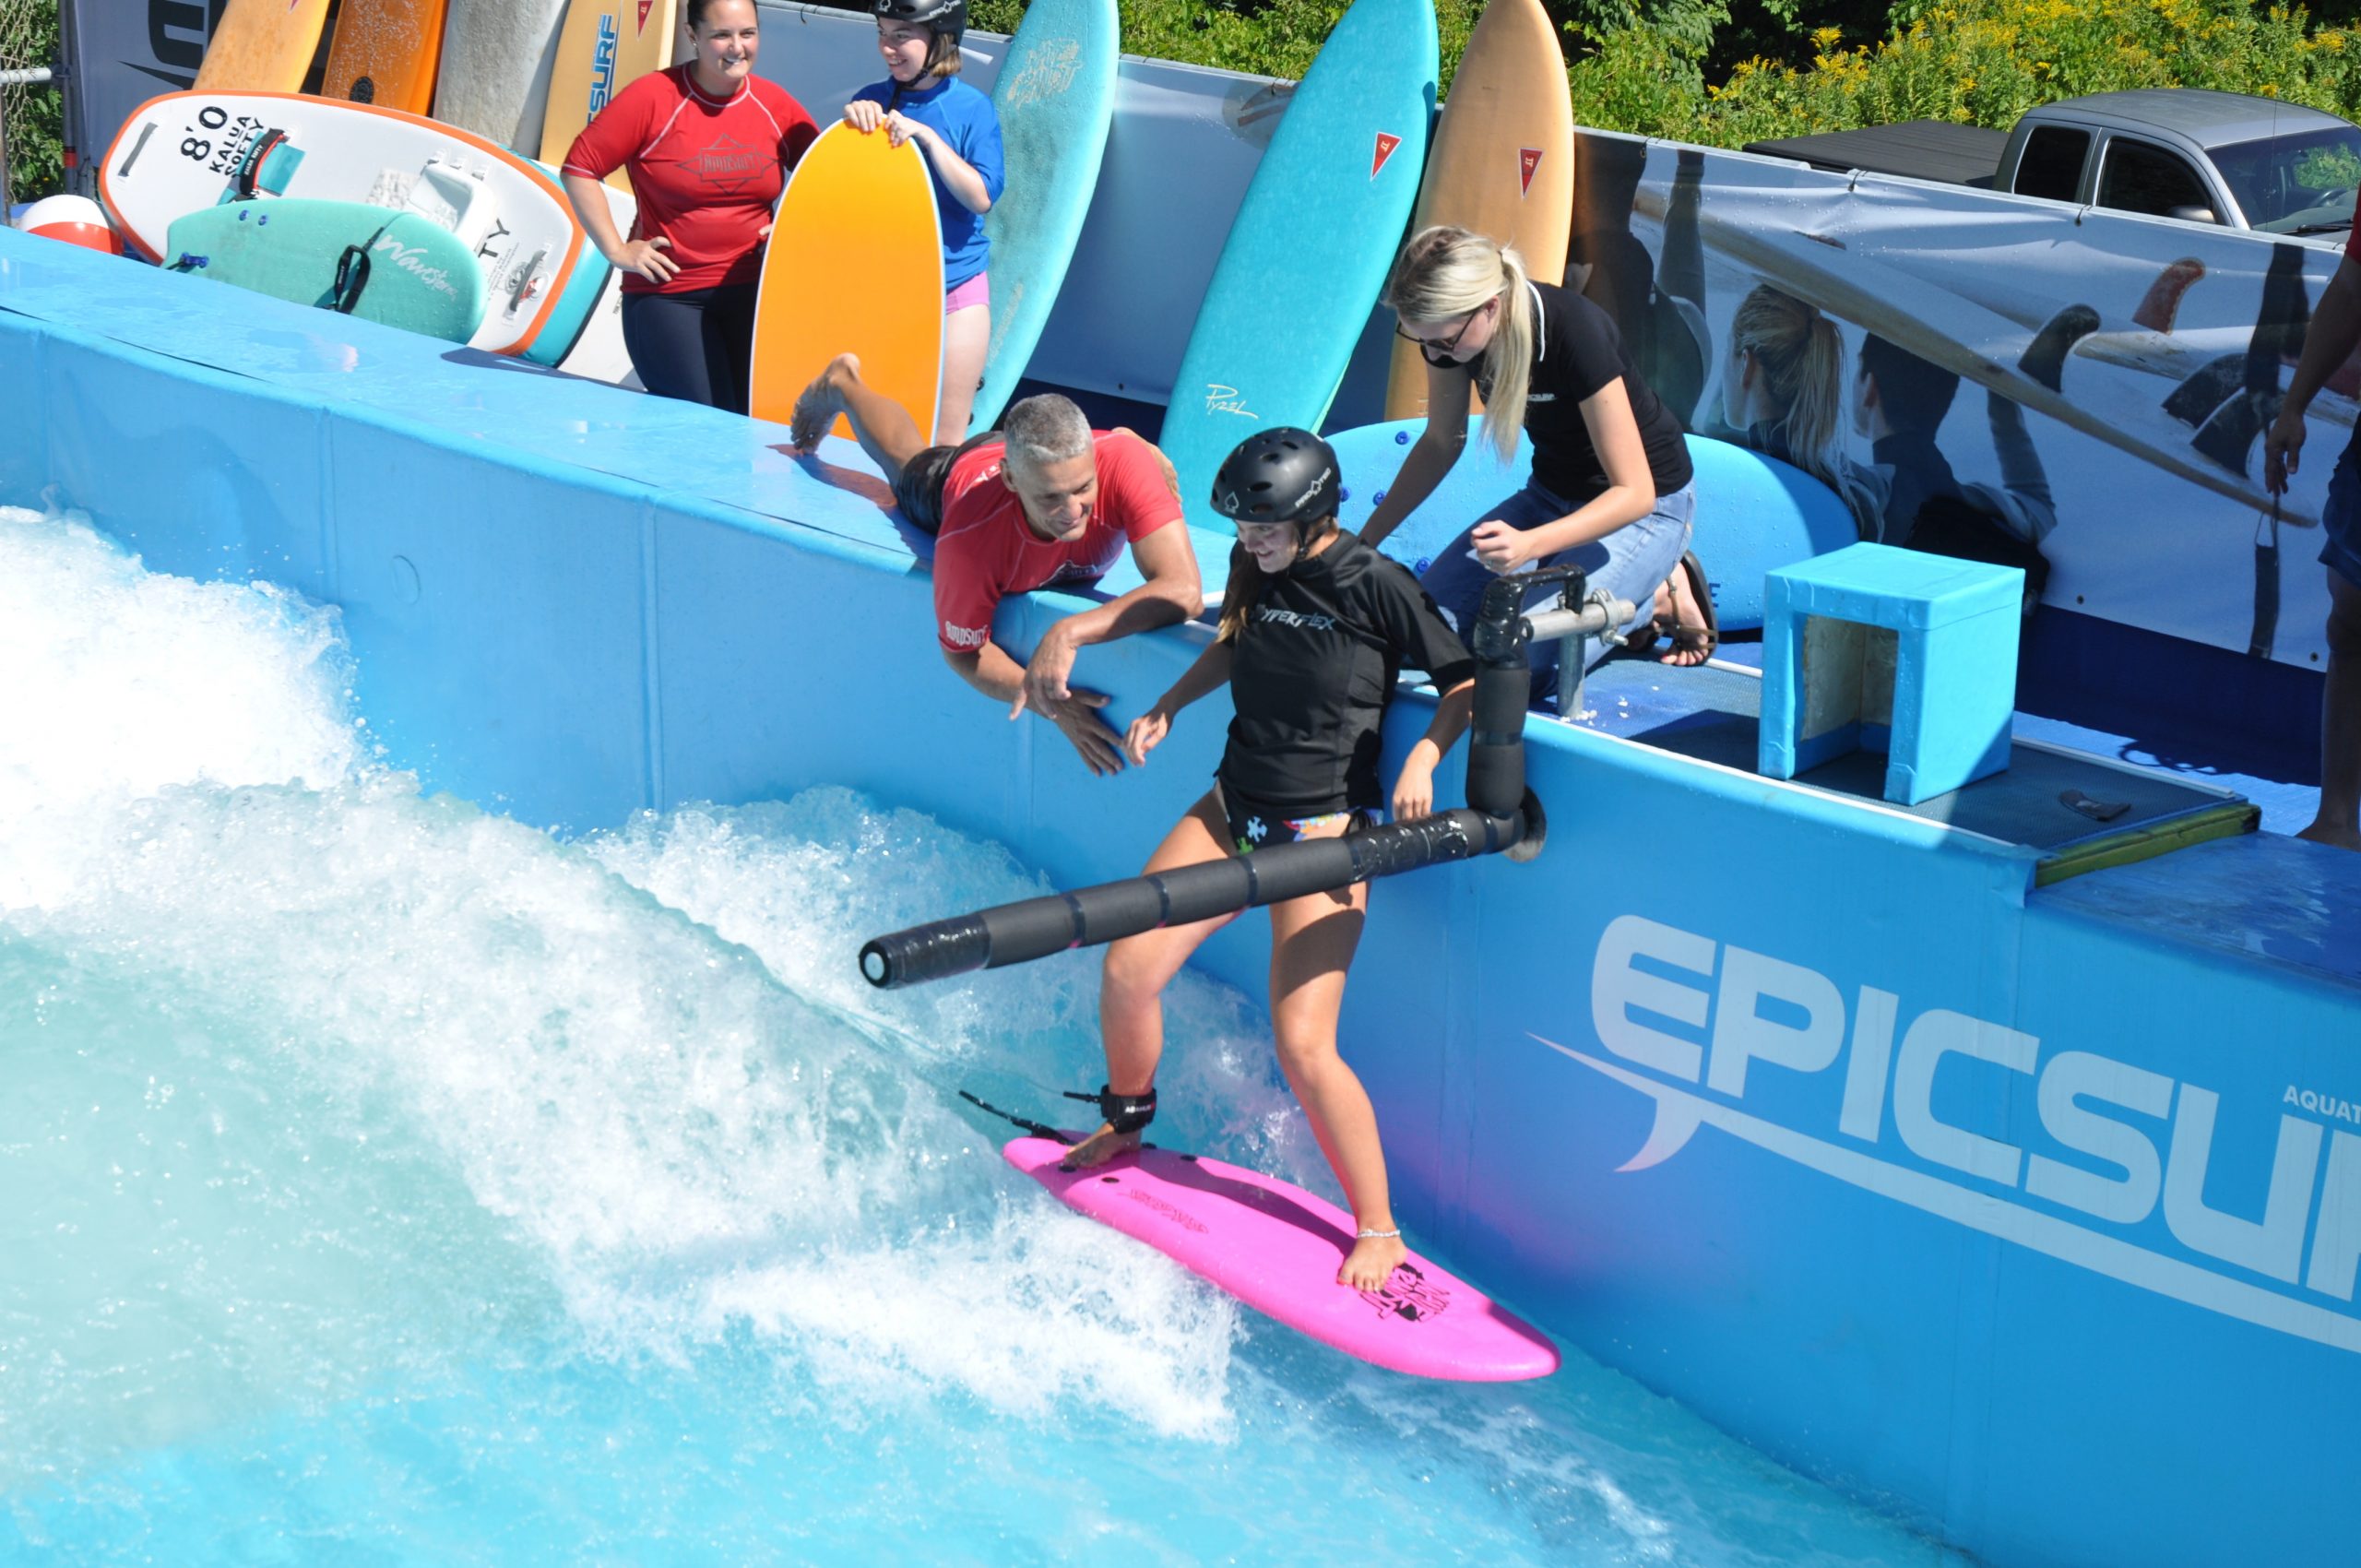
[
  {"xmin": 1551, "ymin": 287, "xmax": 1628, "ymax": 405},
  {"xmin": 1368, "ymin": 556, "xmax": 1477, "ymax": 689}
]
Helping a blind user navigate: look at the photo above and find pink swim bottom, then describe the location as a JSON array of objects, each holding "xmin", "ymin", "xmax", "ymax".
[{"xmin": 944, "ymin": 271, "xmax": 990, "ymax": 315}]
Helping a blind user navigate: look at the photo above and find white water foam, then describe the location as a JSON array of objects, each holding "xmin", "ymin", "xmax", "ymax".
[{"xmin": 0, "ymin": 507, "xmax": 1247, "ymax": 1481}]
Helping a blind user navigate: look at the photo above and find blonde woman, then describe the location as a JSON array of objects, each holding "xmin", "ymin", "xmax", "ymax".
[
  {"xmin": 1362, "ymin": 226, "xmax": 1710, "ymax": 683},
  {"xmin": 1711, "ymin": 284, "xmax": 1884, "ymax": 540}
]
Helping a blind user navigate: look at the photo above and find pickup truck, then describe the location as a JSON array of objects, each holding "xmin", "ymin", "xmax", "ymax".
[{"xmin": 1745, "ymin": 88, "xmax": 2361, "ymax": 239}]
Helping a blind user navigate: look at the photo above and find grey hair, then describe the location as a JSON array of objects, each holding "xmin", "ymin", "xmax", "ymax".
[{"xmin": 1001, "ymin": 394, "xmax": 1093, "ymax": 472}]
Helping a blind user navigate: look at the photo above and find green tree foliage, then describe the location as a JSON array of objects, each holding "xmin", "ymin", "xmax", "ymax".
[
  {"xmin": 781, "ymin": 0, "xmax": 2361, "ymax": 148},
  {"xmin": 2, "ymin": 0, "xmax": 65, "ymax": 203}
]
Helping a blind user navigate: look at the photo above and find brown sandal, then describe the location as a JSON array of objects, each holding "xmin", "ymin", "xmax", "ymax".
[{"xmin": 1657, "ymin": 551, "xmax": 1718, "ymax": 667}]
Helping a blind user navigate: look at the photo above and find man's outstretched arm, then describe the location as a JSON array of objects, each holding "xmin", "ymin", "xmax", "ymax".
[{"xmin": 943, "ymin": 641, "xmax": 1127, "ymax": 777}]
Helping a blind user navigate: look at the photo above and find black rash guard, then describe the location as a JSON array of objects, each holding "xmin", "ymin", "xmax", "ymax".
[
  {"xmin": 1217, "ymin": 530, "xmax": 1477, "ymax": 817},
  {"xmin": 1478, "ymin": 279, "xmax": 1693, "ymax": 505}
]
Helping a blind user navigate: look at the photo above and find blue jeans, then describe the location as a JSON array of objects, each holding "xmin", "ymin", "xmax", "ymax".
[{"xmin": 1418, "ymin": 480, "xmax": 1698, "ymax": 702}]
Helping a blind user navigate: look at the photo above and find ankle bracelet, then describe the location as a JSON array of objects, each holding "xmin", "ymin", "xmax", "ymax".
[{"xmin": 1356, "ymin": 1227, "xmax": 1401, "ymax": 1240}]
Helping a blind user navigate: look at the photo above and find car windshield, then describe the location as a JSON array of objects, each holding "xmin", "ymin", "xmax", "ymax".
[{"xmin": 2210, "ymin": 125, "xmax": 2361, "ymax": 232}]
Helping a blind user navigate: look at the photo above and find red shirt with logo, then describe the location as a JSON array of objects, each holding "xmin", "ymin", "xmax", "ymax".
[
  {"xmin": 561, "ymin": 65, "xmax": 817, "ymax": 293},
  {"xmin": 932, "ymin": 432, "xmax": 1184, "ymax": 654}
]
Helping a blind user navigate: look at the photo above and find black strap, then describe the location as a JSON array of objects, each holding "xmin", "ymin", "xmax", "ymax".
[
  {"xmin": 330, "ymin": 234, "xmax": 381, "ymax": 315},
  {"xmin": 232, "ymin": 129, "xmax": 289, "ymax": 200},
  {"xmin": 1064, "ymin": 1083, "xmax": 1157, "ymax": 1134}
]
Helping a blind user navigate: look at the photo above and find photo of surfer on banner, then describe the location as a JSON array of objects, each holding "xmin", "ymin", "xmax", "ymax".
[
  {"xmin": 1585, "ymin": 148, "xmax": 2064, "ymax": 610},
  {"xmin": 1061, "ymin": 427, "xmax": 1477, "ymax": 1293},
  {"xmin": 1362, "ymin": 225, "xmax": 1713, "ymax": 698}
]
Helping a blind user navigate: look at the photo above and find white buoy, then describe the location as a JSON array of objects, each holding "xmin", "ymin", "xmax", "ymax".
[{"xmin": 14, "ymin": 194, "xmax": 125, "ymax": 255}]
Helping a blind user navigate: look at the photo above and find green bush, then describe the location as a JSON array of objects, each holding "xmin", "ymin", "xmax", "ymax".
[
  {"xmin": 1575, "ymin": 0, "xmax": 2361, "ymax": 147},
  {"xmin": 3, "ymin": 0, "xmax": 65, "ymax": 203}
]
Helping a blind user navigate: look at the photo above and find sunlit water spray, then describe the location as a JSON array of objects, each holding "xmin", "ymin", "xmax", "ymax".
[{"xmin": 0, "ymin": 507, "xmax": 1939, "ymax": 1563}]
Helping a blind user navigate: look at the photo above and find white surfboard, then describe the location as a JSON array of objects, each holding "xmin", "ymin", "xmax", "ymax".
[
  {"xmin": 432, "ymin": 0, "xmax": 571, "ymax": 157},
  {"xmin": 101, "ymin": 90, "xmax": 597, "ymax": 364},
  {"xmin": 552, "ymin": 172, "xmax": 640, "ymax": 387}
]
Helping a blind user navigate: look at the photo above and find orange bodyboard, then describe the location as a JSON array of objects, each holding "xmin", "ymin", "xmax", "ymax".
[
  {"xmin": 321, "ymin": 0, "xmax": 449, "ymax": 115},
  {"xmin": 1383, "ymin": 0, "xmax": 1575, "ymax": 419},
  {"xmin": 749, "ymin": 123, "xmax": 944, "ymax": 444},
  {"xmin": 540, "ymin": 0, "xmax": 682, "ymax": 190},
  {"xmin": 194, "ymin": 0, "xmax": 336, "ymax": 92}
]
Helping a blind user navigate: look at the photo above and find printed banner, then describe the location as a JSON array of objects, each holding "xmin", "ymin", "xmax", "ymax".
[
  {"xmin": 65, "ymin": 0, "xmax": 224, "ymax": 193},
  {"xmin": 1572, "ymin": 129, "xmax": 2340, "ymax": 669}
]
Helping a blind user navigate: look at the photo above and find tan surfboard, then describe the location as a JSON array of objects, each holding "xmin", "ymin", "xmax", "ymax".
[
  {"xmin": 321, "ymin": 0, "xmax": 449, "ymax": 115},
  {"xmin": 1382, "ymin": 0, "xmax": 1574, "ymax": 418},
  {"xmin": 540, "ymin": 0, "xmax": 683, "ymax": 188},
  {"xmin": 193, "ymin": 0, "xmax": 336, "ymax": 93}
]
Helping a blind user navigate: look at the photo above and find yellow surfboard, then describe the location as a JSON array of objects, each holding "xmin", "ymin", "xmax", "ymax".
[
  {"xmin": 749, "ymin": 123, "xmax": 944, "ymax": 444},
  {"xmin": 321, "ymin": 0, "xmax": 449, "ymax": 115},
  {"xmin": 193, "ymin": 0, "xmax": 336, "ymax": 93},
  {"xmin": 1382, "ymin": 0, "xmax": 1574, "ymax": 418},
  {"xmin": 540, "ymin": 0, "xmax": 682, "ymax": 189}
]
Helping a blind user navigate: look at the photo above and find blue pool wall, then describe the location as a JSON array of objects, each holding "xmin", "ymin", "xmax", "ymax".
[{"xmin": 7, "ymin": 229, "xmax": 2361, "ymax": 1568}]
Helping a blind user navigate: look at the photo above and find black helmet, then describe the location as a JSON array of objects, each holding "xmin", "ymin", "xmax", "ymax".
[
  {"xmin": 873, "ymin": 0, "xmax": 966, "ymax": 47},
  {"xmin": 1211, "ymin": 427, "xmax": 1340, "ymax": 533}
]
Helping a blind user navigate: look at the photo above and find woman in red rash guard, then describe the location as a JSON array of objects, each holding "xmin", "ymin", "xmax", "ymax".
[{"xmin": 560, "ymin": 0, "xmax": 817, "ymax": 413}]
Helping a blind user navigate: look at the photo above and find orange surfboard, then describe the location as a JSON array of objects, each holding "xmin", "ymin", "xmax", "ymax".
[
  {"xmin": 749, "ymin": 123, "xmax": 944, "ymax": 443},
  {"xmin": 1382, "ymin": 0, "xmax": 1574, "ymax": 418},
  {"xmin": 321, "ymin": 0, "xmax": 449, "ymax": 115},
  {"xmin": 540, "ymin": 0, "xmax": 682, "ymax": 190},
  {"xmin": 193, "ymin": 0, "xmax": 336, "ymax": 93}
]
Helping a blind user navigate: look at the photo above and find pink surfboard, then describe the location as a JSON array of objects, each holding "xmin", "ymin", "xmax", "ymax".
[{"xmin": 1003, "ymin": 1136, "xmax": 1560, "ymax": 1382}]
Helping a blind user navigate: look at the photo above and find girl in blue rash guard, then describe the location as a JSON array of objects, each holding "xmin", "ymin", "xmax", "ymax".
[
  {"xmin": 844, "ymin": 0, "xmax": 1005, "ymax": 443},
  {"xmin": 1061, "ymin": 429, "xmax": 1478, "ymax": 1296}
]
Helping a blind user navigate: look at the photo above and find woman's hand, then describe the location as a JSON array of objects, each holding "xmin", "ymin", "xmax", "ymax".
[
  {"xmin": 611, "ymin": 236, "xmax": 677, "ymax": 283},
  {"xmin": 1124, "ymin": 706, "xmax": 1174, "ymax": 766},
  {"xmin": 842, "ymin": 99, "xmax": 885, "ymax": 133},
  {"xmin": 1469, "ymin": 519, "xmax": 1535, "ymax": 575},
  {"xmin": 1392, "ymin": 742, "xmax": 1442, "ymax": 822},
  {"xmin": 883, "ymin": 111, "xmax": 926, "ymax": 148}
]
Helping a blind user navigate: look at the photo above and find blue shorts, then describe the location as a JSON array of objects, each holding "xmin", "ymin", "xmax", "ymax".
[{"xmin": 2323, "ymin": 440, "xmax": 2361, "ymax": 589}]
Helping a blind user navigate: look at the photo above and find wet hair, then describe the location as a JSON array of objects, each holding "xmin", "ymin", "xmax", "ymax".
[
  {"xmin": 1857, "ymin": 333, "xmax": 1961, "ymax": 438},
  {"xmin": 684, "ymin": 0, "xmax": 753, "ymax": 33},
  {"xmin": 1382, "ymin": 226, "xmax": 1534, "ymax": 466},
  {"xmin": 1726, "ymin": 286, "xmax": 1846, "ymax": 493},
  {"xmin": 1216, "ymin": 515, "xmax": 1339, "ymax": 644},
  {"xmin": 1002, "ymin": 394, "xmax": 1092, "ymax": 474}
]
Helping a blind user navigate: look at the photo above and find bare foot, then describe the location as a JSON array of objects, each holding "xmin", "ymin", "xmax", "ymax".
[
  {"xmin": 787, "ymin": 351, "xmax": 860, "ymax": 451},
  {"xmin": 1061, "ymin": 1122, "xmax": 1141, "ymax": 1170},
  {"xmin": 1338, "ymin": 1229, "xmax": 1408, "ymax": 1291},
  {"xmin": 2296, "ymin": 819, "xmax": 2361, "ymax": 852}
]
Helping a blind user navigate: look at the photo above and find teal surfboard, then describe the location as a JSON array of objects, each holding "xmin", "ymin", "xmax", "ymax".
[
  {"xmin": 969, "ymin": 0, "xmax": 1119, "ymax": 434},
  {"xmin": 1157, "ymin": 0, "xmax": 1435, "ymax": 528},
  {"xmin": 164, "ymin": 198, "xmax": 487, "ymax": 343},
  {"xmin": 1325, "ymin": 417, "xmax": 1860, "ymax": 631}
]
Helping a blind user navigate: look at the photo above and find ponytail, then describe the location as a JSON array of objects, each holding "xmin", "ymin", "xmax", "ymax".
[
  {"xmin": 1382, "ymin": 225, "xmax": 1531, "ymax": 466},
  {"xmin": 1727, "ymin": 285, "xmax": 1847, "ymax": 495}
]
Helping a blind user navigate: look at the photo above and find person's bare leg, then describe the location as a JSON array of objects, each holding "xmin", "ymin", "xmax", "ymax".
[
  {"xmin": 1264, "ymin": 872, "xmax": 1403, "ymax": 1291},
  {"xmin": 937, "ymin": 303, "xmax": 990, "ymax": 444},
  {"xmin": 788, "ymin": 352, "xmax": 929, "ymax": 478},
  {"xmin": 1066, "ymin": 793, "xmax": 1236, "ymax": 1167},
  {"xmin": 2300, "ymin": 565, "xmax": 2361, "ymax": 850}
]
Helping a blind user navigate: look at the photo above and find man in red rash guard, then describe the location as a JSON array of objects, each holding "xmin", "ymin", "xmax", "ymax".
[
  {"xmin": 559, "ymin": 0, "xmax": 817, "ymax": 413},
  {"xmin": 788, "ymin": 354, "xmax": 1203, "ymax": 775}
]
